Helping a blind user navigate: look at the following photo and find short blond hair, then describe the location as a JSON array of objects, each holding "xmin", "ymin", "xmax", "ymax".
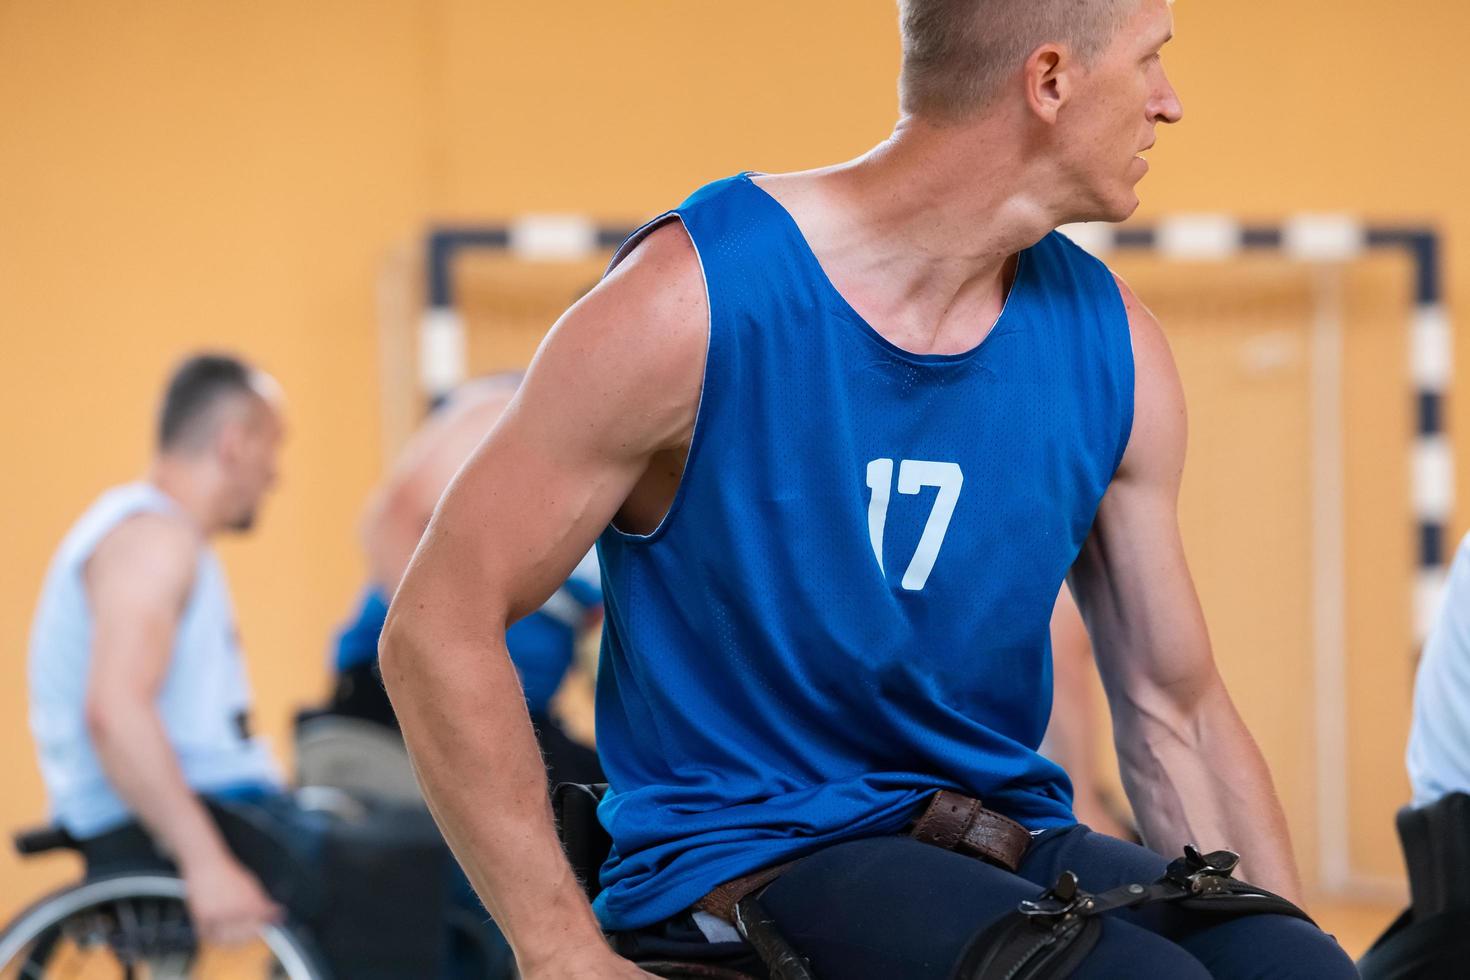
[{"xmin": 898, "ymin": 0, "xmax": 1136, "ymax": 119}]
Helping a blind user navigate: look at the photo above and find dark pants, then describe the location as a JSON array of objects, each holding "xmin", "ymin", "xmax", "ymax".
[{"xmin": 617, "ymin": 827, "xmax": 1358, "ymax": 979}]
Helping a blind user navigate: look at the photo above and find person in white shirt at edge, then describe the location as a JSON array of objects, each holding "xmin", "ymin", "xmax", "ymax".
[
  {"xmin": 29, "ymin": 353, "xmax": 290, "ymax": 946},
  {"xmin": 1408, "ymin": 532, "xmax": 1470, "ymax": 806}
]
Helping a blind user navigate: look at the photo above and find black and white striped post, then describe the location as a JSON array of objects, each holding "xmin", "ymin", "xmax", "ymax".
[
  {"xmin": 1041, "ymin": 216, "xmax": 1449, "ymax": 893},
  {"xmin": 421, "ymin": 219, "xmax": 634, "ymax": 401},
  {"xmin": 1061, "ymin": 216, "xmax": 1452, "ymax": 650}
]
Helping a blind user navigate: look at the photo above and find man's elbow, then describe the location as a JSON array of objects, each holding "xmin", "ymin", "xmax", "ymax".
[
  {"xmin": 380, "ymin": 597, "xmax": 519, "ymax": 711},
  {"xmin": 84, "ymin": 690, "xmax": 141, "ymax": 750},
  {"xmin": 377, "ymin": 606, "xmax": 424, "ymax": 702},
  {"xmin": 83, "ymin": 696, "xmax": 109, "ymax": 744},
  {"xmin": 377, "ymin": 602, "xmax": 455, "ymax": 697}
]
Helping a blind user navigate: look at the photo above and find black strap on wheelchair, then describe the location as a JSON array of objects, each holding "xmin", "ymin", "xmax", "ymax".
[
  {"xmin": 734, "ymin": 893, "xmax": 817, "ymax": 980},
  {"xmin": 955, "ymin": 845, "xmax": 1313, "ymax": 980}
]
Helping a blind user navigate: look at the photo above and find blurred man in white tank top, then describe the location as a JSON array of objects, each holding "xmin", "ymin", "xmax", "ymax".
[{"xmin": 29, "ymin": 353, "xmax": 287, "ymax": 945}]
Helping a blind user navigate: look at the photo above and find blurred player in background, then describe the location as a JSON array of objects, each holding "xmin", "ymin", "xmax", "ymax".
[
  {"xmin": 29, "ymin": 353, "xmax": 298, "ymax": 946},
  {"xmin": 328, "ymin": 373, "xmax": 602, "ymax": 784}
]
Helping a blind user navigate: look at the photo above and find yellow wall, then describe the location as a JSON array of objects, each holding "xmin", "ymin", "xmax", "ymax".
[
  {"xmin": 3, "ymin": 0, "xmax": 1468, "ymax": 923},
  {"xmin": 0, "ymin": 0, "xmax": 434, "ymax": 906}
]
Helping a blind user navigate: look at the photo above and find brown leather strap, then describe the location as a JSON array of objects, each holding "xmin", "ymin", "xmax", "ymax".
[
  {"xmin": 910, "ymin": 789, "xmax": 1030, "ymax": 872},
  {"xmin": 693, "ymin": 791, "xmax": 1031, "ymax": 922},
  {"xmin": 693, "ymin": 858, "xmax": 799, "ymax": 923}
]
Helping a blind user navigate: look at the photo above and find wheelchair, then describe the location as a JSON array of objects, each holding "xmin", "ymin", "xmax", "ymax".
[
  {"xmin": 0, "ymin": 719, "xmax": 507, "ymax": 980},
  {"xmin": 0, "ymin": 816, "xmax": 327, "ymax": 979}
]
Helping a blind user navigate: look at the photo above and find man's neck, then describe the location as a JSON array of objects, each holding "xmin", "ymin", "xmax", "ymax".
[
  {"xmin": 147, "ymin": 457, "xmax": 219, "ymax": 535},
  {"xmin": 844, "ymin": 114, "xmax": 1063, "ymax": 272},
  {"xmin": 756, "ymin": 112, "xmax": 1066, "ymax": 354}
]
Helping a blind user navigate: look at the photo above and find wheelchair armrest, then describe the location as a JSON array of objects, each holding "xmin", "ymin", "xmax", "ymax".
[
  {"xmin": 552, "ymin": 783, "xmax": 611, "ymax": 902},
  {"xmin": 14, "ymin": 824, "xmax": 79, "ymax": 856}
]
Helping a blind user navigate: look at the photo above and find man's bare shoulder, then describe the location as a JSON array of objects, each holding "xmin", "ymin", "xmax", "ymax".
[
  {"xmin": 1112, "ymin": 274, "xmax": 1161, "ymax": 340},
  {"xmin": 521, "ymin": 220, "xmax": 709, "ymax": 455},
  {"xmin": 1112, "ymin": 273, "xmax": 1186, "ymax": 485},
  {"xmin": 87, "ymin": 510, "xmax": 200, "ymax": 603},
  {"xmin": 593, "ymin": 219, "xmax": 707, "ymax": 348}
]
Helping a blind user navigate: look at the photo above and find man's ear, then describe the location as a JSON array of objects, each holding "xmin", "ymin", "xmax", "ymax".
[
  {"xmin": 213, "ymin": 416, "xmax": 246, "ymax": 467},
  {"xmin": 1024, "ymin": 44, "xmax": 1071, "ymax": 123}
]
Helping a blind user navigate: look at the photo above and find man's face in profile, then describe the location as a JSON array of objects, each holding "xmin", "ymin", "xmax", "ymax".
[{"xmin": 222, "ymin": 389, "xmax": 284, "ymax": 533}]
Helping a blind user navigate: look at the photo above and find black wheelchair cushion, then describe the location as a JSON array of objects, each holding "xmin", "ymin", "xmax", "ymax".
[{"xmin": 553, "ymin": 782, "xmax": 611, "ymax": 901}]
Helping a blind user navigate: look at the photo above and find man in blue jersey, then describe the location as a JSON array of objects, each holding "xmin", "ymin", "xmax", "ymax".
[
  {"xmin": 327, "ymin": 373, "xmax": 602, "ymax": 785},
  {"xmin": 29, "ymin": 353, "xmax": 296, "ymax": 947},
  {"xmin": 381, "ymin": 0, "xmax": 1354, "ymax": 977}
]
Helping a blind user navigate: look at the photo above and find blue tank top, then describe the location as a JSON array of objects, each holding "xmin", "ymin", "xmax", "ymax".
[{"xmin": 592, "ymin": 173, "xmax": 1134, "ymax": 930}]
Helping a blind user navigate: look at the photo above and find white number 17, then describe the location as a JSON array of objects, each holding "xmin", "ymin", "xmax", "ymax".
[{"xmin": 864, "ymin": 458, "xmax": 964, "ymax": 591}]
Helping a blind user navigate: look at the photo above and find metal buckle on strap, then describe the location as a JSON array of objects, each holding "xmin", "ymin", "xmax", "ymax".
[
  {"xmin": 1018, "ymin": 871, "xmax": 1094, "ymax": 921},
  {"xmin": 1164, "ymin": 844, "xmax": 1242, "ymax": 895}
]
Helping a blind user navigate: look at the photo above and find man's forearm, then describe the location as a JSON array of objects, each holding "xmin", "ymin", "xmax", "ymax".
[
  {"xmin": 87, "ymin": 699, "xmax": 232, "ymax": 871},
  {"xmin": 380, "ymin": 619, "xmax": 608, "ymax": 971},
  {"xmin": 1115, "ymin": 684, "xmax": 1303, "ymax": 903}
]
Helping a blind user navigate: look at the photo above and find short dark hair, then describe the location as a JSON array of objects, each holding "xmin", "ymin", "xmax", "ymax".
[{"xmin": 157, "ymin": 353, "xmax": 258, "ymax": 452}]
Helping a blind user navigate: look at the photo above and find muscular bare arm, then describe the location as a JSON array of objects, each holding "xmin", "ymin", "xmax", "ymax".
[
  {"xmin": 380, "ymin": 222, "xmax": 706, "ymax": 978},
  {"xmin": 1068, "ymin": 277, "xmax": 1302, "ymax": 902},
  {"xmin": 84, "ymin": 512, "xmax": 280, "ymax": 942}
]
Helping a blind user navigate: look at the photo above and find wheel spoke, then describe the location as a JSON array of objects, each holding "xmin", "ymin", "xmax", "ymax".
[{"xmin": 0, "ymin": 879, "xmax": 318, "ymax": 979}]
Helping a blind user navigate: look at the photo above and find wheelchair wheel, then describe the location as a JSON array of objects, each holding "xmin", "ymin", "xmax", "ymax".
[{"xmin": 0, "ymin": 874, "xmax": 325, "ymax": 979}]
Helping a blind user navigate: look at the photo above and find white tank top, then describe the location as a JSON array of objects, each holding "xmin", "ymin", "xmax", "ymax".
[{"xmin": 28, "ymin": 483, "xmax": 282, "ymax": 837}]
